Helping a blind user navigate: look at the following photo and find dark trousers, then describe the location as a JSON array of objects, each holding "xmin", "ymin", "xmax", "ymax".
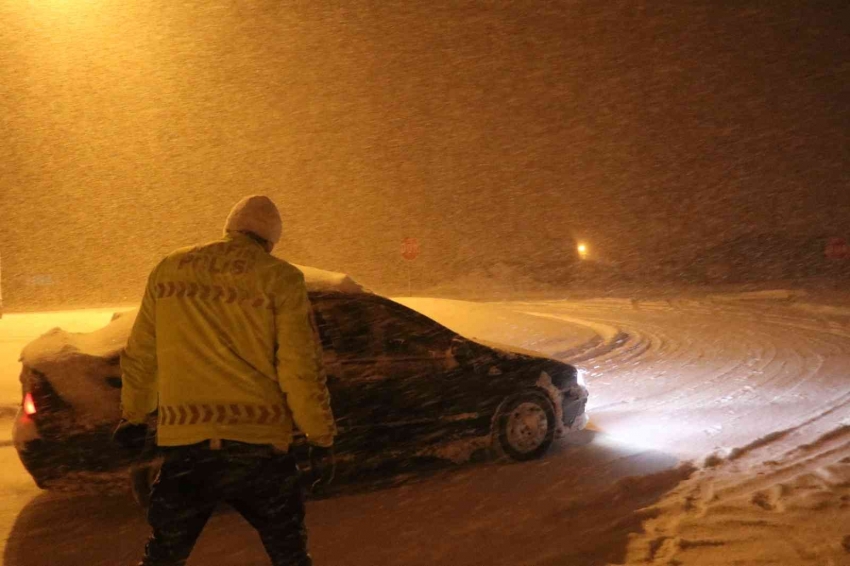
[{"xmin": 140, "ymin": 441, "xmax": 311, "ymax": 566}]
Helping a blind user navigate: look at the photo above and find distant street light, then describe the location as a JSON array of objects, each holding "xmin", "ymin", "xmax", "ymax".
[{"xmin": 577, "ymin": 243, "xmax": 589, "ymax": 260}]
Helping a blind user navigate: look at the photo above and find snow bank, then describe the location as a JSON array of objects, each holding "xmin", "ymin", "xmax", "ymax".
[
  {"xmin": 708, "ymin": 289, "xmax": 807, "ymax": 302},
  {"xmin": 620, "ymin": 424, "xmax": 850, "ymax": 565},
  {"xmin": 419, "ymin": 262, "xmax": 565, "ymax": 300},
  {"xmin": 791, "ymin": 302, "xmax": 850, "ymax": 318}
]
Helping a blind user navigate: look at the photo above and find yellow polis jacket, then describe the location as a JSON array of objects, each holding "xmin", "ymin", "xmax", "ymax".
[{"xmin": 120, "ymin": 232, "xmax": 336, "ymax": 449}]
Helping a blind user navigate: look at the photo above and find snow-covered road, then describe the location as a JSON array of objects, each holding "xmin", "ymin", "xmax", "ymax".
[
  {"xmin": 508, "ymin": 295, "xmax": 850, "ymax": 460},
  {"xmin": 1, "ymin": 291, "xmax": 849, "ymax": 565},
  {"xmin": 503, "ymin": 293, "xmax": 850, "ymax": 565}
]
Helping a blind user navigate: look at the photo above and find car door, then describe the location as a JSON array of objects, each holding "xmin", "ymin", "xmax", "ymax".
[{"xmin": 313, "ymin": 294, "xmax": 454, "ymax": 451}]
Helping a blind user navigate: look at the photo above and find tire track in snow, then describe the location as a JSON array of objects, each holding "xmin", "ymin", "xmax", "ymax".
[
  {"xmin": 507, "ymin": 298, "xmax": 850, "ymax": 459},
  {"xmin": 714, "ymin": 308, "xmax": 850, "ymax": 451},
  {"xmin": 516, "ymin": 304, "xmax": 769, "ymax": 429}
]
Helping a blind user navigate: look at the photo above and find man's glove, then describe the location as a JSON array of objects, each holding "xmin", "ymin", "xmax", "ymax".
[
  {"xmin": 306, "ymin": 445, "xmax": 336, "ymax": 494},
  {"xmin": 112, "ymin": 419, "xmax": 148, "ymax": 452}
]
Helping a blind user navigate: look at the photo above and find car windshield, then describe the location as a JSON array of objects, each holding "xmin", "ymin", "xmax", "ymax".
[{"xmin": 316, "ymin": 296, "xmax": 454, "ymax": 358}]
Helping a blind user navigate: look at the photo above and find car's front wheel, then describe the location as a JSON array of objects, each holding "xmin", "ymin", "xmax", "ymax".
[{"xmin": 493, "ymin": 390, "xmax": 556, "ymax": 461}]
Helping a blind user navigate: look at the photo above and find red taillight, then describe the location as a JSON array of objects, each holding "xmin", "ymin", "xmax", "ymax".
[{"xmin": 23, "ymin": 392, "xmax": 37, "ymax": 416}]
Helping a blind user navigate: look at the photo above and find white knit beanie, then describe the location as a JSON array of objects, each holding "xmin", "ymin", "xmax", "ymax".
[{"xmin": 224, "ymin": 195, "xmax": 282, "ymax": 244}]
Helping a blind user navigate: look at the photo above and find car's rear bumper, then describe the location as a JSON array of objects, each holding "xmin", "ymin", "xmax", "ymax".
[
  {"xmin": 14, "ymin": 408, "xmax": 71, "ymax": 487},
  {"xmin": 13, "ymin": 408, "xmax": 131, "ymax": 488}
]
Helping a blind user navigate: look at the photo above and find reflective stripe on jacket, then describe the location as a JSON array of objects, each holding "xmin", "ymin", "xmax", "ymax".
[{"xmin": 120, "ymin": 232, "xmax": 336, "ymax": 449}]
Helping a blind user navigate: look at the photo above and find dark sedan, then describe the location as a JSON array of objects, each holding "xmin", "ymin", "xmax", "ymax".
[{"xmin": 13, "ymin": 277, "xmax": 589, "ymax": 498}]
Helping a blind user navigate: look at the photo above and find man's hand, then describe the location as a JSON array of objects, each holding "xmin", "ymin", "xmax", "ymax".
[
  {"xmin": 306, "ymin": 445, "xmax": 335, "ymax": 494},
  {"xmin": 112, "ymin": 419, "xmax": 148, "ymax": 452}
]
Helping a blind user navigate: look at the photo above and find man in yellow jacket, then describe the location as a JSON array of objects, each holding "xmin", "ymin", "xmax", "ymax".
[{"xmin": 116, "ymin": 195, "xmax": 336, "ymax": 566}]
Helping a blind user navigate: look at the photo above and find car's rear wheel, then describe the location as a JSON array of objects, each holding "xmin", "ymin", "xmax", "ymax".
[{"xmin": 493, "ymin": 390, "xmax": 556, "ymax": 461}]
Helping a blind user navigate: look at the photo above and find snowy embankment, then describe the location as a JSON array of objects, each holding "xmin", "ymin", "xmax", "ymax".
[{"xmin": 504, "ymin": 291, "xmax": 850, "ymax": 565}]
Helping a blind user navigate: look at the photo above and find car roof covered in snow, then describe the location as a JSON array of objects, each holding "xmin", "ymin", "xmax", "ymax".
[{"xmin": 295, "ymin": 264, "xmax": 369, "ymax": 294}]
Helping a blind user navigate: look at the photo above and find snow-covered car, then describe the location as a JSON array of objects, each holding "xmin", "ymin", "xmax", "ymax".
[{"xmin": 12, "ymin": 267, "xmax": 588, "ymax": 495}]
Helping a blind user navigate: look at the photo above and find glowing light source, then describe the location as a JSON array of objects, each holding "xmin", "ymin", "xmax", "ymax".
[
  {"xmin": 576, "ymin": 369, "xmax": 588, "ymax": 388},
  {"xmin": 24, "ymin": 392, "xmax": 37, "ymax": 416},
  {"xmin": 577, "ymin": 243, "xmax": 588, "ymax": 259}
]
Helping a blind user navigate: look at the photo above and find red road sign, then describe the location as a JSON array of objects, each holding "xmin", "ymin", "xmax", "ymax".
[
  {"xmin": 401, "ymin": 237, "xmax": 420, "ymax": 261},
  {"xmin": 825, "ymin": 237, "xmax": 850, "ymax": 260}
]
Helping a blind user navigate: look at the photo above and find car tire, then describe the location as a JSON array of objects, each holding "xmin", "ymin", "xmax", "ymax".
[
  {"xmin": 130, "ymin": 459, "xmax": 162, "ymax": 509},
  {"xmin": 493, "ymin": 389, "xmax": 556, "ymax": 461}
]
